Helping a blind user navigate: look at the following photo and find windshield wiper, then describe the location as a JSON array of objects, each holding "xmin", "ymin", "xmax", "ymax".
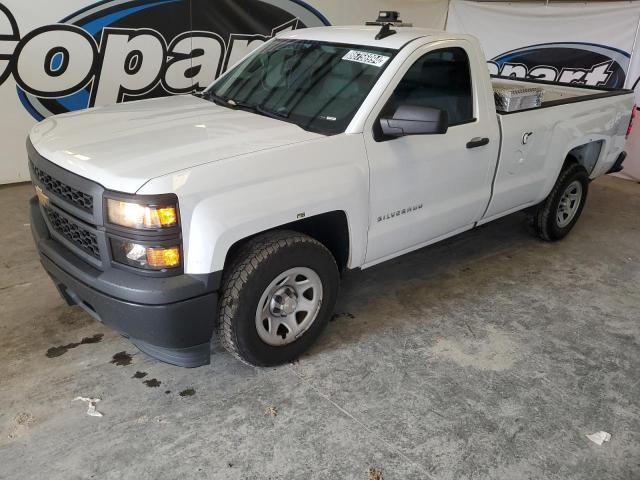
[
  {"xmin": 221, "ymin": 98, "xmax": 291, "ymax": 121},
  {"xmin": 203, "ymin": 92, "xmax": 294, "ymax": 123},
  {"xmin": 255, "ymin": 104, "xmax": 290, "ymax": 120},
  {"xmin": 208, "ymin": 95, "xmax": 258, "ymax": 113},
  {"xmin": 204, "ymin": 91, "xmax": 234, "ymax": 107}
]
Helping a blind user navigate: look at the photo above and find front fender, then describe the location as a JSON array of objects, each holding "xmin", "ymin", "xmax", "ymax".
[{"xmin": 138, "ymin": 134, "xmax": 370, "ymax": 274}]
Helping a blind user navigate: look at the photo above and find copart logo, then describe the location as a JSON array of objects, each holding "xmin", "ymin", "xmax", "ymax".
[
  {"xmin": 489, "ymin": 42, "xmax": 629, "ymax": 88},
  {"xmin": 0, "ymin": 0, "xmax": 329, "ymax": 120}
]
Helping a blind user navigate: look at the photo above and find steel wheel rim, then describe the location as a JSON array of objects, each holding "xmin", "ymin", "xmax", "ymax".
[
  {"xmin": 556, "ymin": 180, "xmax": 583, "ymax": 228},
  {"xmin": 255, "ymin": 267, "xmax": 323, "ymax": 346}
]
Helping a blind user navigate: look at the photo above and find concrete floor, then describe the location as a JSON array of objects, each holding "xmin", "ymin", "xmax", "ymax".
[{"xmin": 0, "ymin": 176, "xmax": 639, "ymax": 480}]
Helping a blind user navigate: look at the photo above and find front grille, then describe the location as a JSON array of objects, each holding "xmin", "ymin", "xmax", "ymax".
[
  {"xmin": 32, "ymin": 163, "xmax": 94, "ymax": 213},
  {"xmin": 44, "ymin": 207, "xmax": 100, "ymax": 259}
]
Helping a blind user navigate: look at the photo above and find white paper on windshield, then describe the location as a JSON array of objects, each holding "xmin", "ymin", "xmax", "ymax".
[{"xmin": 342, "ymin": 50, "xmax": 390, "ymax": 68}]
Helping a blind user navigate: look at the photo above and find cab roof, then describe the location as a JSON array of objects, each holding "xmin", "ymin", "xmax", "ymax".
[{"xmin": 277, "ymin": 26, "xmax": 460, "ymax": 50}]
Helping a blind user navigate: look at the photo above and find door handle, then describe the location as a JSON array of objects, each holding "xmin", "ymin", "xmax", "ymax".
[{"xmin": 466, "ymin": 137, "xmax": 490, "ymax": 149}]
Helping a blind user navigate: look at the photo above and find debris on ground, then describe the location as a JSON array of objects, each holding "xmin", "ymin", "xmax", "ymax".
[
  {"xmin": 110, "ymin": 351, "xmax": 132, "ymax": 366},
  {"xmin": 132, "ymin": 415, "xmax": 168, "ymax": 424},
  {"xmin": 132, "ymin": 371, "xmax": 147, "ymax": 379},
  {"xmin": 179, "ymin": 388, "xmax": 196, "ymax": 397},
  {"xmin": 586, "ymin": 431, "xmax": 611, "ymax": 445},
  {"xmin": 73, "ymin": 397, "xmax": 103, "ymax": 417},
  {"xmin": 368, "ymin": 467, "xmax": 383, "ymax": 480},
  {"xmin": 8, "ymin": 412, "xmax": 34, "ymax": 439},
  {"xmin": 264, "ymin": 406, "xmax": 278, "ymax": 417}
]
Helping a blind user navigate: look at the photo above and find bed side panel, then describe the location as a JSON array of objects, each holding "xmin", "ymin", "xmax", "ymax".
[{"xmin": 482, "ymin": 93, "xmax": 632, "ymax": 222}]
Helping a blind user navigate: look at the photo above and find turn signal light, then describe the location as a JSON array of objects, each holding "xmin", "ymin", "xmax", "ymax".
[
  {"xmin": 156, "ymin": 207, "xmax": 178, "ymax": 226},
  {"xmin": 111, "ymin": 239, "xmax": 181, "ymax": 270},
  {"xmin": 146, "ymin": 246, "xmax": 181, "ymax": 268}
]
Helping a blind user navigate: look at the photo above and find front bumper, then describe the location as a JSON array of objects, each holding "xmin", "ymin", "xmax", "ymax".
[{"xmin": 30, "ymin": 197, "xmax": 220, "ymax": 367}]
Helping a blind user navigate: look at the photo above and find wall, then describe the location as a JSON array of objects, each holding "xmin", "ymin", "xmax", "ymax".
[{"xmin": 0, "ymin": 0, "xmax": 448, "ymax": 184}]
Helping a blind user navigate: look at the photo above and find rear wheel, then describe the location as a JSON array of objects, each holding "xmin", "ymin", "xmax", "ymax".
[
  {"xmin": 216, "ymin": 230, "xmax": 339, "ymax": 366},
  {"xmin": 529, "ymin": 162, "xmax": 589, "ymax": 241}
]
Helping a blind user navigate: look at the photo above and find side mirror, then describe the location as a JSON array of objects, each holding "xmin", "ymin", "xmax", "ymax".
[{"xmin": 379, "ymin": 105, "xmax": 448, "ymax": 138}]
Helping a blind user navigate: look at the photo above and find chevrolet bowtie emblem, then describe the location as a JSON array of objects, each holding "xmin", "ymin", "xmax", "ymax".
[{"xmin": 35, "ymin": 185, "xmax": 49, "ymax": 206}]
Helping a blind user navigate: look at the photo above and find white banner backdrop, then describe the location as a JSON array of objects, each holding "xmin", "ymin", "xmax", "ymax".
[
  {"xmin": 447, "ymin": 0, "xmax": 640, "ymax": 180},
  {"xmin": 0, "ymin": 0, "xmax": 448, "ymax": 184}
]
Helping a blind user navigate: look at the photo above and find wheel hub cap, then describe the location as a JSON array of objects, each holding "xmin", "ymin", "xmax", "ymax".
[
  {"xmin": 270, "ymin": 287, "xmax": 298, "ymax": 316},
  {"xmin": 556, "ymin": 180, "xmax": 583, "ymax": 228},
  {"xmin": 255, "ymin": 267, "xmax": 323, "ymax": 346}
]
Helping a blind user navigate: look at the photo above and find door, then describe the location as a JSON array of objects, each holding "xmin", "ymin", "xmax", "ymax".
[{"xmin": 364, "ymin": 42, "xmax": 500, "ymax": 264}]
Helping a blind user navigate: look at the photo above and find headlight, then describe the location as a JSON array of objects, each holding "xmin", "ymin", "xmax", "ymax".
[
  {"xmin": 111, "ymin": 239, "xmax": 181, "ymax": 270},
  {"xmin": 105, "ymin": 193, "xmax": 182, "ymax": 273},
  {"xmin": 106, "ymin": 199, "xmax": 178, "ymax": 230}
]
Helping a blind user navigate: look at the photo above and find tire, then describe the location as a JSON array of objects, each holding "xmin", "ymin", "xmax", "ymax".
[
  {"xmin": 529, "ymin": 162, "xmax": 589, "ymax": 241},
  {"xmin": 216, "ymin": 230, "xmax": 339, "ymax": 366}
]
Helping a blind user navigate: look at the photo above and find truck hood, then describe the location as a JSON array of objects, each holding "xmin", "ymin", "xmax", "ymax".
[{"xmin": 29, "ymin": 95, "xmax": 322, "ymax": 193}]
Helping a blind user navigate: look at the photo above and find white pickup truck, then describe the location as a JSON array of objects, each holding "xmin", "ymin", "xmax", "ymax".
[{"xmin": 28, "ymin": 20, "xmax": 634, "ymax": 367}]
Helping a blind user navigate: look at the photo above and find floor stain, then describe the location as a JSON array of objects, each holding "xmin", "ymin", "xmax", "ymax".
[
  {"xmin": 8, "ymin": 412, "xmax": 34, "ymax": 440},
  {"xmin": 330, "ymin": 312, "xmax": 356, "ymax": 322},
  {"xmin": 143, "ymin": 378, "xmax": 161, "ymax": 388},
  {"xmin": 179, "ymin": 388, "xmax": 195, "ymax": 397},
  {"xmin": 131, "ymin": 371, "xmax": 147, "ymax": 379},
  {"xmin": 45, "ymin": 334, "xmax": 104, "ymax": 358},
  {"xmin": 110, "ymin": 351, "xmax": 132, "ymax": 366},
  {"xmin": 56, "ymin": 306, "xmax": 93, "ymax": 327},
  {"xmin": 0, "ymin": 281, "xmax": 31, "ymax": 292},
  {"xmin": 432, "ymin": 326, "xmax": 522, "ymax": 371}
]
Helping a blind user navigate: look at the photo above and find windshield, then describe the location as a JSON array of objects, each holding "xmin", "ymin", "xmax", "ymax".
[{"xmin": 204, "ymin": 39, "xmax": 396, "ymax": 135}]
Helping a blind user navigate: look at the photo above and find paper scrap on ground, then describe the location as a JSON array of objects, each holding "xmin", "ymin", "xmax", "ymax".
[
  {"xmin": 586, "ymin": 431, "xmax": 611, "ymax": 445},
  {"xmin": 73, "ymin": 396, "xmax": 103, "ymax": 417},
  {"xmin": 368, "ymin": 467, "xmax": 383, "ymax": 480}
]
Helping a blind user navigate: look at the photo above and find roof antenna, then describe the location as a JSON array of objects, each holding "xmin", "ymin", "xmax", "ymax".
[
  {"xmin": 376, "ymin": 23, "xmax": 396, "ymax": 41},
  {"xmin": 366, "ymin": 11, "xmax": 412, "ymax": 40}
]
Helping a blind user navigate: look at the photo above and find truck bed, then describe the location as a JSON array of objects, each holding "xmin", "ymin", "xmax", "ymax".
[
  {"xmin": 482, "ymin": 76, "xmax": 633, "ymax": 223},
  {"xmin": 491, "ymin": 76, "xmax": 633, "ymax": 114}
]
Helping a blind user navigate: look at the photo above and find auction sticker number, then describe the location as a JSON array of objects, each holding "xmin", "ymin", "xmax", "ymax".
[{"xmin": 342, "ymin": 50, "xmax": 390, "ymax": 68}]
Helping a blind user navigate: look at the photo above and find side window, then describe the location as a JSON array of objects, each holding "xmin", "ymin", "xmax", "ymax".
[{"xmin": 387, "ymin": 47, "xmax": 474, "ymax": 126}]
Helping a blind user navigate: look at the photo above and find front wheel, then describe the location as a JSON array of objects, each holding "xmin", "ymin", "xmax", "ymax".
[
  {"xmin": 529, "ymin": 162, "xmax": 589, "ymax": 241},
  {"xmin": 216, "ymin": 230, "xmax": 339, "ymax": 366}
]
